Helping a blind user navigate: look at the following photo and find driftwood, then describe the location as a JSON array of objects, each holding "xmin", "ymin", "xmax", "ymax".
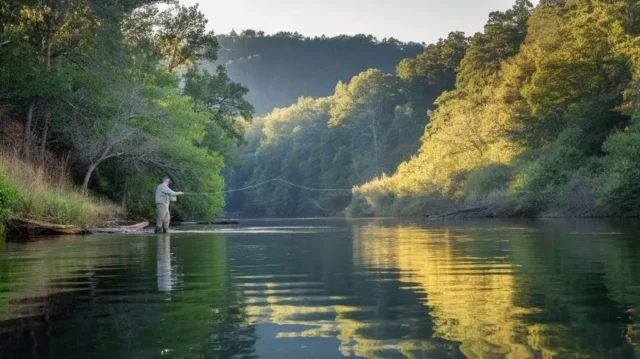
[
  {"xmin": 6, "ymin": 217, "xmax": 87, "ymax": 237},
  {"xmin": 6, "ymin": 218, "xmax": 151, "ymax": 237},
  {"xmin": 86, "ymin": 221, "xmax": 149, "ymax": 234},
  {"xmin": 424, "ymin": 206, "xmax": 490, "ymax": 219}
]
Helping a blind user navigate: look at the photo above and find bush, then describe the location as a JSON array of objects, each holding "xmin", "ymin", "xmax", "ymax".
[
  {"xmin": 506, "ymin": 124, "xmax": 605, "ymax": 216},
  {"xmin": 393, "ymin": 192, "xmax": 453, "ymax": 216},
  {"xmin": 484, "ymin": 189, "xmax": 519, "ymax": 217},
  {"xmin": 601, "ymin": 130, "xmax": 640, "ymax": 216},
  {"xmin": 458, "ymin": 164, "xmax": 514, "ymax": 203},
  {"xmin": 542, "ymin": 169, "xmax": 603, "ymax": 217},
  {"xmin": 0, "ymin": 174, "xmax": 18, "ymax": 233}
]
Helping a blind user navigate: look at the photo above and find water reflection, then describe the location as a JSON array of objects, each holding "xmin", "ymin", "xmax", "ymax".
[
  {"xmin": 1, "ymin": 219, "xmax": 640, "ymax": 358},
  {"xmin": 354, "ymin": 225, "xmax": 535, "ymax": 358},
  {"xmin": 157, "ymin": 234, "xmax": 175, "ymax": 292}
]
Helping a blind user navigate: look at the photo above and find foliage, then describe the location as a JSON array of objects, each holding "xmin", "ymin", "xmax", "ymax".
[
  {"xmin": 5, "ymin": 0, "xmax": 640, "ymax": 220},
  {"xmin": 0, "ymin": 0, "xmax": 253, "ymax": 221},
  {"xmin": 226, "ymin": 31, "xmax": 469, "ymax": 216},
  {"xmin": 601, "ymin": 126, "xmax": 640, "ymax": 216},
  {"xmin": 350, "ymin": 0, "xmax": 640, "ymax": 218},
  {"xmin": 0, "ymin": 172, "xmax": 18, "ymax": 233}
]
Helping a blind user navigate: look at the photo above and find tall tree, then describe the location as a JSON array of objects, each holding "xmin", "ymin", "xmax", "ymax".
[{"xmin": 183, "ymin": 65, "xmax": 254, "ymax": 155}]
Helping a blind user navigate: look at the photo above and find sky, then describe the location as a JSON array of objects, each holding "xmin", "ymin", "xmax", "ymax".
[{"xmin": 179, "ymin": 0, "xmax": 520, "ymax": 45}]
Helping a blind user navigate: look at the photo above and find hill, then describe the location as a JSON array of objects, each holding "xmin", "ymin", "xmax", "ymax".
[{"xmin": 206, "ymin": 31, "xmax": 425, "ymax": 115}]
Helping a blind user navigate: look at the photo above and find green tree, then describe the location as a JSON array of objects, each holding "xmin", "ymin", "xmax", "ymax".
[{"xmin": 183, "ymin": 65, "xmax": 254, "ymax": 156}]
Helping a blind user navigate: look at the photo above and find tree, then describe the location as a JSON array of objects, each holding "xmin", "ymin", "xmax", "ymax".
[
  {"xmin": 397, "ymin": 31, "xmax": 470, "ymax": 105},
  {"xmin": 330, "ymin": 69, "xmax": 400, "ymax": 178},
  {"xmin": 9, "ymin": 0, "xmax": 101, "ymax": 161},
  {"xmin": 0, "ymin": 0, "xmax": 252, "ymax": 221},
  {"xmin": 124, "ymin": 3, "xmax": 218, "ymax": 73},
  {"xmin": 61, "ymin": 84, "xmax": 160, "ymax": 192},
  {"xmin": 155, "ymin": 4, "xmax": 217, "ymax": 72},
  {"xmin": 183, "ymin": 65, "xmax": 254, "ymax": 152},
  {"xmin": 456, "ymin": 0, "xmax": 533, "ymax": 92}
]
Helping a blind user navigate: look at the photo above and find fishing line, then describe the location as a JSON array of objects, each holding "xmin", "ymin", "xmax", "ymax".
[{"xmin": 183, "ymin": 178, "xmax": 353, "ymax": 195}]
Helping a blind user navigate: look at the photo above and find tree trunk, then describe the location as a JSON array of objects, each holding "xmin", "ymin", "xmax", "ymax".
[
  {"xmin": 82, "ymin": 163, "xmax": 99, "ymax": 193},
  {"xmin": 370, "ymin": 112, "xmax": 381, "ymax": 175},
  {"xmin": 22, "ymin": 101, "xmax": 35, "ymax": 160},
  {"xmin": 121, "ymin": 180, "xmax": 128, "ymax": 207},
  {"xmin": 40, "ymin": 108, "xmax": 50, "ymax": 162},
  {"xmin": 45, "ymin": 16, "xmax": 52, "ymax": 72},
  {"xmin": 38, "ymin": 23, "xmax": 53, "ymax": 163}
]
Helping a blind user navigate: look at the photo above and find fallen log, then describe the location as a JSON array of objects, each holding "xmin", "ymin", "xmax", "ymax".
[
  {"xmin": 6, "ymin": 217, "xmax": 87, "ymax": 237},
  {"xmin": 86, "ymin": 221, "xmax": 149, "ymax": 234}
]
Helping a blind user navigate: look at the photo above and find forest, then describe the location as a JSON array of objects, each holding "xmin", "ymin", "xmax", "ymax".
[
  {"xmin": 0, "ymin": 0, "xmax": 253, "ymax": 227},
  {"xmin": 2, "ymin": 0, "xmax": 640, "ymax": 227},
  {"xmin": 0, "ymin": 0, "xmax": 426, "ymax": 229},
  {"xmin": 227, "ymin": 0, "xmax": 640, "ymax": 218}
]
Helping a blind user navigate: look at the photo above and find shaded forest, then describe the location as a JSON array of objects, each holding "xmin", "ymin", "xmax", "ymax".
[{"xmin": 207, "ymin": 32, "xmax": 424, "ymax": 115}]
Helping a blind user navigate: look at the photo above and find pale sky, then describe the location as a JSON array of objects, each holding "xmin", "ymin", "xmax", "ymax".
[{"xmin": 180, "ymin": 0, "xmax": 521, "ymax": 45}]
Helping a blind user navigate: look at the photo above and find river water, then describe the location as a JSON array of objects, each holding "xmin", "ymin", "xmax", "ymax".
[{"xmin": 1, "ymin": 218, "xmax": 640, "ymax": 359}]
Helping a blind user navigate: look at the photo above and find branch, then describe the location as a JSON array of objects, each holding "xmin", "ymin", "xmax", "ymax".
[
  {"xmin": 146, "ymin": 158, "xmax": 181, "ymax": 171},
  {"xmin": 62, "ymin": 99, "xmax": 94, "ymax": 120}
]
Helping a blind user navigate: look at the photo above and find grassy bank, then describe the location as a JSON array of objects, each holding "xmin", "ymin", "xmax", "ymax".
[{"xmin": 0, "ymin": 153, "xmax": 123, "ymax": 229}]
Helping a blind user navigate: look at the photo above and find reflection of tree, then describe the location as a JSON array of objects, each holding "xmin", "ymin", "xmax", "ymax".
[
  {"xmin": 604, "ymin": 236, "xmax": 640, "ymax": 357},
  {"xmin": 509, "ymin": 224, "xmax": 638, "ymax": 359},
  {"xmin": 352, "ymin": 224, "xmax": 536, "ymax": 359},
  {"xmin": 352, "ymin": 220, "xmax": 640, "ymax": 359},
  {"xmin": 119, "ymin": 234, "xmax": 257, "ymax": 359},
  {"xmin": 0, "ymin": 234, "xmax": 258, "ymax": 359},
  {"xmin": 234, "ymin": 227, "xmax": 454, "ymax": 359},
  {"xmin": 0, "ymin": 238, "xmax": 12, "ymax": 317},
  {"xmin": 4, "ymin": 221, "xmax": 640, "ymax": 359}
]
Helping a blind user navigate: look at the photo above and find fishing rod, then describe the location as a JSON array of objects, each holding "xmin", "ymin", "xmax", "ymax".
[{"xmin": 182, "ymin": 178, "xmax": 353, "ymax": 195}]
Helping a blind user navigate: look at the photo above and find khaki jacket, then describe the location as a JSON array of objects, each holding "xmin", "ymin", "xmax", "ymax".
[{"xmin": 156, "ymin": 184, "xmax": 177, "ymax": 205}]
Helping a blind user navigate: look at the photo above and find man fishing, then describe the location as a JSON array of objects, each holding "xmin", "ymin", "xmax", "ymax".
[{"xmin": 155, "ymin": 177, "xmax": 184, "ymax": 233}]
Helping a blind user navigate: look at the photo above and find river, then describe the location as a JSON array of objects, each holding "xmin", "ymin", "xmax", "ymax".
[{"xmin": 1, "ymin": 218, "xmax": 640, "ymax": 358}]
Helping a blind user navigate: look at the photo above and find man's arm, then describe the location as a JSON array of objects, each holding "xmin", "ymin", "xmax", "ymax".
[
  {"xmin": 160, "ymin": 185, "xmax": 178, "ymax": 197},
  {"xmin": 160, "ymin": 185, "xmax": 184, "ymax": 196}
]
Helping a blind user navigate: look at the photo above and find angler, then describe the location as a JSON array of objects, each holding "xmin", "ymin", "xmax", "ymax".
[{"xmin": 155, "ymin": 177, "xmax": 184, "ymax": 233}]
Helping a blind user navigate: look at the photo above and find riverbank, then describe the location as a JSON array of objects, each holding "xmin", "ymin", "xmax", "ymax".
[
  {"xmin": 0, "ymin": 152, "xmax": 241, "ymax": 238},
  {"xmin": 0, "ymin": 153, "xmax": 124, "ymax": 234}
]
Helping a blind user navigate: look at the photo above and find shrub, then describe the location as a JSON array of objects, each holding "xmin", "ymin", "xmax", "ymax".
[
  {"xmin": 601, "ymin": 130, "xmax": 640, "ymax": 216},
  {"xmin": 459, "ymin": 164, "xmax": 514, "ymax": 203},
  {"xmin": 0, "ymin": 174, "xmax": 18, "ymax": 233}
]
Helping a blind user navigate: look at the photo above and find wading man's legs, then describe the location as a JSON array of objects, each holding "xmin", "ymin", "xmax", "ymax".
[{"xmin": 156, "ymin": 203, "xmax": 170, "ymax": 233}]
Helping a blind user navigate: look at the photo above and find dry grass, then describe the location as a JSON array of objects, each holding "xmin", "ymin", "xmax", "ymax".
[{"xmin": 0, "ymin": 151, "xmax": 123, "ymax": 227}]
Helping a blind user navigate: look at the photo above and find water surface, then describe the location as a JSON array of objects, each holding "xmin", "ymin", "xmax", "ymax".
[{"xmin": 1, "ymin": 218, "xmax": 640, "ymax": 359}]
